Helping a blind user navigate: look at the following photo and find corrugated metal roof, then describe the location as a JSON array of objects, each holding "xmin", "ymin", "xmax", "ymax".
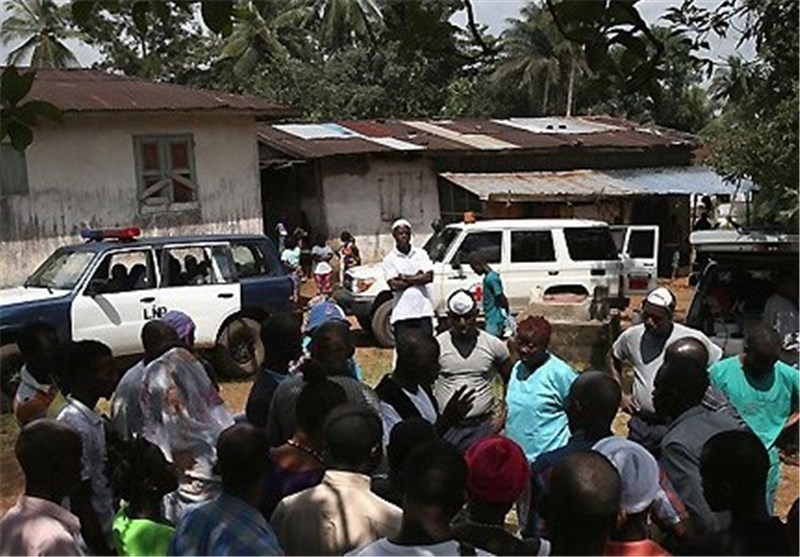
[
  {"xmin": 441, "ymin": 166, "xmax": 743, "ymax": 200},
  {"xmin": 440, "ymin": 170, "xmax": 642, "ymax": 201},
  {"xmin": 605, "ymin": 166, "xmax": 754, "ymax": 194},
  {"xmin": 6, "ymin": 68, "xmax": 293, "ymax": 117},
  {"xmin": 258, "ymin": 116, "xmax": 697, "ymax": 159}
]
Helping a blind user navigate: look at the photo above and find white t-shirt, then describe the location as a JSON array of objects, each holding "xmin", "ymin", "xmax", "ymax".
[
  {"xmin": 612, "ymin": 322, "xmax": 723, "ymax": 413},
  {"xmin": 383, "ymin": 246, "xmax": 435, "ymax": 324},
  {"xmin": 379, "ymin": 387, "xmax": 438, "ymax": 445},
  {"xmin": 347, "ymin": 538, "xmax": 494, "ymax": 556},
  {"xmin": 435, "ymin": 331, "xmax": 510, "ymax": 418}
]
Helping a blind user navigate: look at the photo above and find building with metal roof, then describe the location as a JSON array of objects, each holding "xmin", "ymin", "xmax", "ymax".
[
  {"xmin": 4, "ymin": 68, "xmax": 295, "ymax": 117},
  {"xmin": 258, "ymin": 117, "xmax": 739, "ymax": 275},
  {"xmin": 0, "ymin": 68, "xmax": 293, "ymax": 285}
]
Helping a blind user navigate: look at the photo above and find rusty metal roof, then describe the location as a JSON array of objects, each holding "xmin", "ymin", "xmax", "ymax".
[
  {"xmin": 441, "ymin": 170, "xmax": 642, "ymax": 201},
  {"xmin": 440, "ymin": 167, "xmax": 741, "ymax": 201},
  {"xmin": 258, "ymin": 116, "xmax": 697, "ymax": 159},
  {"xmin": 6, "ymin": 68, "xmax": 294, "ymax": 117}
]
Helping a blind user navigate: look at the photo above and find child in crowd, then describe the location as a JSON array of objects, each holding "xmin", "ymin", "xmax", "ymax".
[{"xmin": 110, "ymin": 438, "xmax": 178, "ymax": 556}]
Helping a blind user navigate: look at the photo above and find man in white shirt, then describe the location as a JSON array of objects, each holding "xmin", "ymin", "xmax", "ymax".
[
  {"xmin": 609, "ymin": 287, "xmax": 723, "ymax": 455},
  {"xmin": 383, "ymin": 219, "xmax": 435, "ymax": 339}
]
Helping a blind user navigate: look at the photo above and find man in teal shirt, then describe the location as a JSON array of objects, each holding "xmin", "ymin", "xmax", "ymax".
[
  {"xmin": 470, "ymin": 253, "xmax": 509, "ymax": 338},
  {"xmin": 709, "ymin": 324, "xmax": 799, "ymax": 511}
]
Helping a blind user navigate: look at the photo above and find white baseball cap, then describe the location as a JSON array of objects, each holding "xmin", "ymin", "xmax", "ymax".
[
  {"xmin": 391, "ymin": 218, "xmax": 412, "ymax": 232},
  {"xmin": 593, "ymin": 437, "xmax": 660, "ymax": 514},
  {"xmin": 645, "ymin": 287, "xmax": 676, "ymax": 310},
  {"xmin": 448, "ymin": 290, "xmax": 476, "ymax": 315}
]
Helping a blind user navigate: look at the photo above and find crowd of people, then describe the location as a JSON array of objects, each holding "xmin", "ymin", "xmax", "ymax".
[{"xmin": 0, "ymin": 218, "xmax": 798, "ymax": 557}]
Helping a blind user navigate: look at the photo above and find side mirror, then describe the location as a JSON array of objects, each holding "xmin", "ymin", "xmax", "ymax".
[{"xmin": 451, "ymin": 253, "xmax": 462, "ymax": 270}]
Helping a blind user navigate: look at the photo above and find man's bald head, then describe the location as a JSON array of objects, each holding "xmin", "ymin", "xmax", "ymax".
[
  {"xmin": 324, "ymin": 404, "xmax": 383, "ymax": 474},
  {"xmin": 665, "ymin": 337, "xmax": 710, "ymax": 369},
  {"xmin": 566, "ymin": 372, "xmax": 621, "ymax": 434},
  {"xmin": 141, "ymin": 320, "xmax": 179, "ymax": 363},
  {"xmin": 547, "ymin": 451, "xmax": 621, "ymax": 552},
  {"xmin": 653, "ymin": 338, "xmax": 710, "ymax": 418},
  {"xmin": 16, "ymin": 419, "xmax": 83, "ymax": 499}
]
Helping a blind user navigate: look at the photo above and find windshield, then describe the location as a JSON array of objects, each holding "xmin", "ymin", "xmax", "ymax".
[
  {"xmin": 564, "ymin": 227, "xmax": 620, "ymax": 261},
  {"xmin": 423, "ymin": 227, "xmax": 460, "ymax": 263},
  {"xmin": 25, "ymin": 249, "xmax": 96, "ymax": 290}
]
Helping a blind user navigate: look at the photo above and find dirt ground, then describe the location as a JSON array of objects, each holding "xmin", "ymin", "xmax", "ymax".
[{"xmin": 1, "ymin": 278, "xmax": 797, "ymax": 519}]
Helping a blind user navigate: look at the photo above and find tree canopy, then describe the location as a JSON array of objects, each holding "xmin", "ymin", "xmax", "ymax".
[{"xmin": 2, "ymin": 0, "xmax": 796, "ymax": 225}]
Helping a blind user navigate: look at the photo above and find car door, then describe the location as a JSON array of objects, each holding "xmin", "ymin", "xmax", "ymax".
[
  {"xmin": 440, "ymin": 230, "xmax": 503, "ymax": 314},
  {"xmin": 71, "ymin": 246, "xmax": 160, "ymax": 356},
  {"xmin": 612, "ymin": 225, "xmax": 660, "ymax": 295},
  {"xmin": 157, "ymin": 242, "xmax": 240, "ymax": 348},
  {"xmin": 506, "ymin": 230, "xmax": 560, "ymax": 309}
]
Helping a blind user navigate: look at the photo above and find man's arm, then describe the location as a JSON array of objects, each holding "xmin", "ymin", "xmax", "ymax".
[
  {"xmin": 608, "ymin": 332, "xmax": 638, "ymax": 414},
  {"xmin": 401, "ymin": 270, "xmax": 434, "ymax": 286},
  {"xmin": 661, "ymin": 442, "xmax": 716, "ymax": 535},
  {"xmin": 72, "ymin": 481, "xmax": 114, "ymax": 555},
  {"xmin": 387, "ymin": 277, "xmax": 409, "ymax": 291}
]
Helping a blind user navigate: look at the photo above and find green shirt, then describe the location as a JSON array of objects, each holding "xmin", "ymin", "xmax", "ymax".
[
  {"xmin": 709, "ymin": 356, "xmax": 799, "ymax": 451},
  {"xmin": 483, "ymin": 270, "xmax": 505, "ymax": 333},
  {"xmin": 113, "ymin": 507, "xmax": 175, "ymax": 557}
]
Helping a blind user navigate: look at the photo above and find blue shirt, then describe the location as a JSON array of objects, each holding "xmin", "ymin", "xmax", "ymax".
[
  {"xmin": 169, "ymin": 493, "xmax": 283, "ymax": 556},
  {"xmin": 505, "ymin": 354, "xmax": 578, "ymax": 463},
  {"xmin": 482, "ymin": 270, "xmax": 505, "ymax": 334}
]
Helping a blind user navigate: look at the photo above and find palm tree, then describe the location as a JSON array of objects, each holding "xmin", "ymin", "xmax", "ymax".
[
  {"xmin": 221, "ymin": 0, "xmax": 312, "ymax": 78},
  {"xmin": 1, "ymin": 0, "xmax": 79, "ymax": 67},
  {"xmin": 492, "ymin": 3, "xmax": 584, "ymax": 116},
  {"xmin": 709, "ymin": 55, "xmax": 761, "ymax": 104},
  {"xmin": 313, "ymin": 0, "xmax": 383, "ymax": 48}
]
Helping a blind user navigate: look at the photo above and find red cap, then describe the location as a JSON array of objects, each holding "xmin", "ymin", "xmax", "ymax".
[{"xmin": 465, "ymin": 435, "xmax": 531, "ymax": 504}]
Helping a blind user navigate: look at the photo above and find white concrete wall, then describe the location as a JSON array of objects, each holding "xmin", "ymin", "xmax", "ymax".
[
  {"xmin": 320, "ymin": 158, "xmax": 440, "ymax": 263},
  {"xmin": 1, "ymin": 113, "xmax": 262, "ymax": 286}
]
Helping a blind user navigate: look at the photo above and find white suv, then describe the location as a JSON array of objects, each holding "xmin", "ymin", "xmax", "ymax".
[{"xmin": 340, "ymin": 219, "xmax": 659, "ymax": 346}]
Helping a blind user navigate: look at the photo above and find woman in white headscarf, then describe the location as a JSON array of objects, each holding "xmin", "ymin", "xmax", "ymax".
[{"xmin": 140, "ymin": 314, "xmax": 234, "ymax": 523}]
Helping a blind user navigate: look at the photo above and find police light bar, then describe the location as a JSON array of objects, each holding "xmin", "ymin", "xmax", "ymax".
[{"xmin": 81, "ymin": 227, "xmax": 141, "ymax": 241}]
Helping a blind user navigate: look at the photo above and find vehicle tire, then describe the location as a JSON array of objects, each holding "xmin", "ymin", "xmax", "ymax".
[
  {"xmin": 356, "ymin": 315, "xmax": 372, "ymax": 333},
  {"xmin": 0, "ymin": 343, "xmax": 23, "ymax": 414},
  {"xmin": 371, "ymin": 300, "xmax": 395, "ymax": 348},
  {"xmin": 213, "ymin": 317, "xmax": 264, "ymax": 379}
]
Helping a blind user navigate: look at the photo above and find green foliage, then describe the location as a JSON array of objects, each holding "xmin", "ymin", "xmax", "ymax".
[
  {"xmin": 700, "ymin": 0, "xmax": 799, "ymax": 225},
  {"xmin": 1, "ymin": 0, "xmax": 79, "ymax": 67},
  {"xmin": 0, "ymin": 67, "xmax": 62, "ymax": 151}
]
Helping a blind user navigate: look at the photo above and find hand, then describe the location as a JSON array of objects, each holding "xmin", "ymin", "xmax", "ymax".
[
  {"xmin": 439, "ymin": 386, "xmax": 476, "ymax": 430},
  {"xmin": 620, "ymin": 393, "xmax": 639, "ymax": 415}
]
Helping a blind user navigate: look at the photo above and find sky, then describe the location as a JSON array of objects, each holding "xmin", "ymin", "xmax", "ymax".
[{"xmin": 1, "ymin": 0, "xmax": 754, "ymax": 69}]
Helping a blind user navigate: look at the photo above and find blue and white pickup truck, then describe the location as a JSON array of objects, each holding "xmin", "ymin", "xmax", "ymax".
[{"xmin": 0, "ymin": 228, "xmax": 293, "ymax": 396}]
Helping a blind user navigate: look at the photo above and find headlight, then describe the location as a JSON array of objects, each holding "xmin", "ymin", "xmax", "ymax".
[{"xmin": 355, "ymin": 278, "xmax": 375, "ymax": 293}]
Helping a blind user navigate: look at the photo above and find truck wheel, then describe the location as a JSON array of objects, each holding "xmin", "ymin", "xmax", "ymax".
[
  {"xmin": 371, "ymin": 300, "xmax": 395, "ymax": 348},
  {"xmin": 0, "ymin": 343, "xmax": 23, "ymax": 413},
  {"xmin": 213, "ymin": 317, "xmax": 264, "ymax": 379},
  {"xmin": 356, "ymin": 315, "xmax": 372, "ymax": 333}
]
